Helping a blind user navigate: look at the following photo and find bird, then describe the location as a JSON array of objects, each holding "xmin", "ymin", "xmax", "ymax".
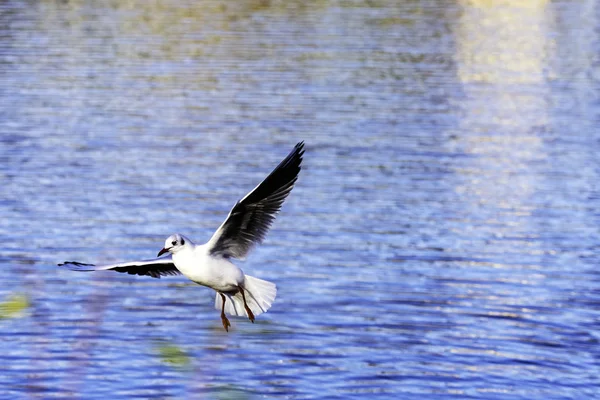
[{"xmin": 60, "ymin": 142, "xmax": 304, "ymax": 331}]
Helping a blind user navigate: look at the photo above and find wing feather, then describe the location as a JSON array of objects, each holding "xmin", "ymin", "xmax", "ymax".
[
  {"xmin": 207, "ymin": 142, "xmax": 304, "ymax": 259},
  {"xmin": 59, "ymin": 256, "xmax": 180, "ymax": 279}
]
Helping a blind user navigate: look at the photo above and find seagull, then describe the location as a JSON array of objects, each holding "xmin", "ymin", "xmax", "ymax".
[{"xmin": 60, "ymin": 142, "xmax": 304, "ymax": 331}]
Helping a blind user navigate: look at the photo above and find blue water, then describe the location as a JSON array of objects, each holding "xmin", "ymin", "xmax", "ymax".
[{"xmin": 1, "ymin": 0, "xmax": 600, "ymax": 398}]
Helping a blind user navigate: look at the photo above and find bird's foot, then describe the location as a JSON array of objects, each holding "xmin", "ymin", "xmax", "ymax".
[
  {"xmin": 245, "ymin": 306, "xmax": 255, "ymax": 323},
  {"xmin": 221, "ymin": 314, "xmax": 231, "ymax": 332}
]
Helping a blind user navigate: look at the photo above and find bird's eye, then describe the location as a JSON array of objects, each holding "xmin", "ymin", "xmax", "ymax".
[{"xmin": 171, "ymin": 240, "xmax": 177, "ymax": 246}]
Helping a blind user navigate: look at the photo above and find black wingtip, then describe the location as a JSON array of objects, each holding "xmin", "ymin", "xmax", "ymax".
[
  {"xmin": 58, "ymin": 261, "xmax": 97, "ymax": 271},
  {"xmin": 294, "ymin": 141, "xmax": 305, "ymax": 158},
  {"xmin": 58, "ymin": 261, "xmax": 95, "ymax": 267},
  {"xmin": 285, "ymin": 141, "xmax": 305, "ymax": 171}
]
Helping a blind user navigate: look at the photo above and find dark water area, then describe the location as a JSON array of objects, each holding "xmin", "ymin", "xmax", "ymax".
[{"xmin": 1, "ymin": 0, "xmax": 600, "ymax": 398}]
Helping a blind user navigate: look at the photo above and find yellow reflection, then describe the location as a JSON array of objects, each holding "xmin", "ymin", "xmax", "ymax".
[
  {"xmin": 460, "ymin": 0, "xmax": 547, "ymax": 8},
  {"xmin": 453, "ymin": 2, "xmax": 554, "ymax": 238},
  {"xmin": 456, "ymin": 0, "xmax": 552, "ymax": 84}
]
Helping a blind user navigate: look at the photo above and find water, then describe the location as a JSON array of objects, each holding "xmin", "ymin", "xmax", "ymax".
[{"xmin": 1, "ymin": 0, "xmax": 600, "ymax": 398}]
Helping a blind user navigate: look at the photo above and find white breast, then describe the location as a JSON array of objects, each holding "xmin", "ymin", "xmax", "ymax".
[{"xmin": 173, "ymin": 244, "xmax": 244, "ymax": 292}]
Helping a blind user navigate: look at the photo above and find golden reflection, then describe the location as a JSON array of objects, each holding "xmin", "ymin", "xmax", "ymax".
[
  {"xmin": 456, "ymin": 0, "xmax": 552, "ymax": 84},
  {"xmin": 35, "ymin": 0, "xmax": 329, "ymax": 89},
  {"xmin": 453, "ymin": 2, "xmax": 553, "ymax": 241}
]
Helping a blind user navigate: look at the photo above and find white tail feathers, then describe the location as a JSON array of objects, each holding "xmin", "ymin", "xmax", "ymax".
[{"xmin": 214, "ymin": 275, "xmax": 277, "ymax": 318}]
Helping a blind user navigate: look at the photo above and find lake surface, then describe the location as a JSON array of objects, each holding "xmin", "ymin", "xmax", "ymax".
[{"xmin": 1, "ymin": 0, "xmax": 600, "ymax": 398}]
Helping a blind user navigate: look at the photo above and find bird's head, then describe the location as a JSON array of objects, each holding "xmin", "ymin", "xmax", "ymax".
[{"xmin": 157, "ymin": 233, "xmax": 190, "ymax": 257}]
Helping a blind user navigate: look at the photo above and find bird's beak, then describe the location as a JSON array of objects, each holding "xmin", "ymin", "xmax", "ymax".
[{"xmin": 157, "ymin": 247, "xmax": 170, "ymax": 257}]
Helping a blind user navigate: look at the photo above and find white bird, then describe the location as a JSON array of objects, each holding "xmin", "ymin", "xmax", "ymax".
[{"xmin": 60, "ymin": 142, "xmax": 304, "ymax": 331}]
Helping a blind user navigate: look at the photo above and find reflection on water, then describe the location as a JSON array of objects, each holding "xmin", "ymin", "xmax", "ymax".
[
  {"xmin": 454, "ymin": 0, "xmax": 550, "ymax": 242},
  {"xmin": 2, "ymin": 0, "xmax": 600, "ymax": 398}
]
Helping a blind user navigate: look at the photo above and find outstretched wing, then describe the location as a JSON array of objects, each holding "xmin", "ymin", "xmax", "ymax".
[
  {"xmin": 206, "ymin": 141, "xmax": 304, "ymax": 259},
  {"xmin": 59, "ymin": 256, "xmax": 180, "ymax": 279}
]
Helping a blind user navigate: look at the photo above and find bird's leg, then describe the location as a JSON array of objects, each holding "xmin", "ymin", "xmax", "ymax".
[
  {"xmin": 219, "ymin": 293, "xmax": 231, "ymax": 332},
  {"xmin": 238, "ymin": 286, "xmax": 255, "ymax": 323}
]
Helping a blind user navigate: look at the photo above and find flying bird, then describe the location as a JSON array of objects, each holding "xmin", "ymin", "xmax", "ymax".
[{"xmin": 60, "ymin": 142, "xmax": 304, "ymax": 331}]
